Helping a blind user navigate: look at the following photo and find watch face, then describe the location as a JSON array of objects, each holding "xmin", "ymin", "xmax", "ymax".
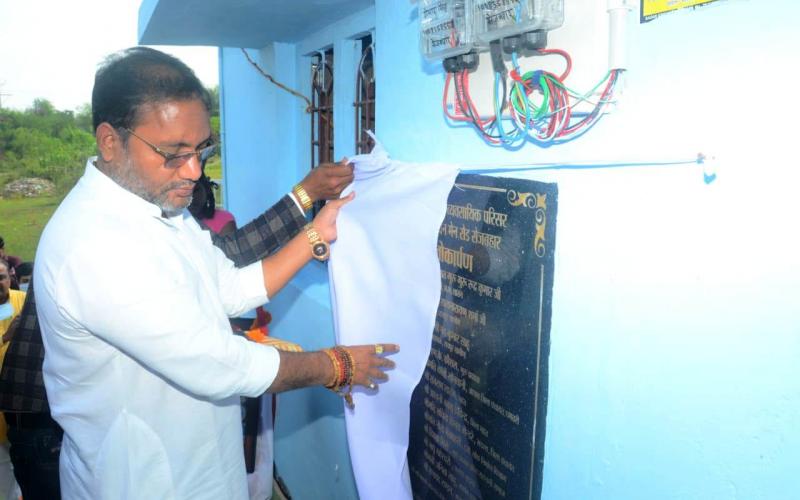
[{"xmin": 312, "ymin": 241, "xmax": 330, "ymax": 260}]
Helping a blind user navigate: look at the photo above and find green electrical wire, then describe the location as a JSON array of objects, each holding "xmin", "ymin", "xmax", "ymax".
[{"xmin": 547, "ymin": 71, "xmax": 612, "ymax": 109}]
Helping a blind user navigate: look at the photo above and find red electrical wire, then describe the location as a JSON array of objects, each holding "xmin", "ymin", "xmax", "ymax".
[
  {"xmin": 460, "ymin": 70, "xmax": 500, "ymax": 144},
  {"xmin": 537, "ymin": 49, "xmax": 572, "ymax": 81},
  {"xmin": 443, "ymin": 72, "xmax": 463, "ymax": 121},
  {"xmin": 444, "ymin": 67, "xmax": 501, "ymax": 144},
  {"xmin": 441, "ymin": 45, "xmax": 617, "ymax": 145}
]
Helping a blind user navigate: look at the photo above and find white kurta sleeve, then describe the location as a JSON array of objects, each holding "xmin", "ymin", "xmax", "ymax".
[
  {"xmin": 53, "ymin": 238, "xmax": 279, "ymax": 400},
  {"xmin": 211, "ymin": 243, "xmax": 270, "ymax": 317}
]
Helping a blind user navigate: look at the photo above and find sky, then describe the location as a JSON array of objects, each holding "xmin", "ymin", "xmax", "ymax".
[{"xmin": 0, "ymin": 0, "xmax": 219, "ymax": 112}]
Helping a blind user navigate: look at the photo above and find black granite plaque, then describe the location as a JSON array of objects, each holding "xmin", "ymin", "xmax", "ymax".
[{"xmin": 408, "ymin": 173, "xmax": 558, "ymax": 500}]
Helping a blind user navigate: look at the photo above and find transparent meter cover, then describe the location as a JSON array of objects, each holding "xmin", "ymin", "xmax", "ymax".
[
  {"xmin": 472, "ymin": 0, "xmax": 564, "ymax": 43},
  {"xmin": 420, "ymin": 0, "xmax": 475, "ymax": 60}
]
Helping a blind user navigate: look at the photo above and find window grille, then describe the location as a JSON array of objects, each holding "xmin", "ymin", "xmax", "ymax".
[
  {"xmin": 311, "ymin": 49, "xmax": 334, "ymax": 168},
  {"xmin": 310, "ymin": 48, "xmax": 334, "ymax": 215},
  {"xmin": 355, "ymin": 35, "xmax": 375, "ymax": 154}
]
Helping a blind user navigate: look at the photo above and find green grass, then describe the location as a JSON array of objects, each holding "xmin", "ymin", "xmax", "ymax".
[
  {"xmin": 1, "ymin": 158, "xmax": 226, "ymax": 263},
  {"xmin": 204, "ymin": 156, "xmax": 222, "ymax": 181},
  {"xmin": 203, "ymin": 156, "xmax": 225, "ymax": 206},
  {"xmin": 0, "ymin": 195, "xmax": 64, "ymax": 261}
]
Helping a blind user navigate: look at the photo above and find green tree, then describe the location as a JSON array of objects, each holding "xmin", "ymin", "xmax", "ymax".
[
  {"xmin": 0, "ymin": 100, "xmax": 96, "ymax": 193},
  {"xmin": 30, "ymin": 98, "xmax": 55, "ymax": 116},
  {"xmin": 207, "ymin": 86, "xmax": 219, "ymax": 117},
  {"xmin": 74, "ymin": 103, "xmax": 93, "ymax": 133}
]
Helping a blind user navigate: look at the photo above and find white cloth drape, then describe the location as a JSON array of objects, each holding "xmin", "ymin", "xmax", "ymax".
[{"xmin": 329, "ymin": 140, "xmax": 459, "ymax": 500}]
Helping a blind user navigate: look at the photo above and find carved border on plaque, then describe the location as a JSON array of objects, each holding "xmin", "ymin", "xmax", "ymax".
[{"xmin": 507, "ymin": 190, "xmax": 548, "ymax": 257}]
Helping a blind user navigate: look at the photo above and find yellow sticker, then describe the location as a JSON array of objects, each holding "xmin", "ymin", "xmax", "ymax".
[{"xmin": 642, "ymin": 0, "xmax": 720, "ymax": 19}]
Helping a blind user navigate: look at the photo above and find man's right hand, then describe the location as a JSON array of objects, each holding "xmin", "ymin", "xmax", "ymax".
[
  {"xmin": 259, "ymin": 192, "xmax": 353, "ymax": 297},
  {"xmin": 300, "ymin": 158, "xmax": 355, "ymax": 202},
  {"xmin": 343, "ymin": 343, "xmax": 400, "ymax": 390},
  {"xmin": 267, "ymin": 343, "xmax": 399, "ymax": 394}
]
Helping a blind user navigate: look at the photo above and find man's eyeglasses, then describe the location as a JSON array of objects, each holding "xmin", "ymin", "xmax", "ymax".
[{"xmin": 123, "ymin": 128, "xmax": 217, "ymax": 169}]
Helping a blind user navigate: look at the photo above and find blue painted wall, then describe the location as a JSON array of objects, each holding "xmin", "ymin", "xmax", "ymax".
[
  {"xmin": 218, "ymin": 9, "xmax": 375, "ymax": 500},
  {"xmin": 213, "ymin": 0, "xmax": 800, "ymax": 498}
]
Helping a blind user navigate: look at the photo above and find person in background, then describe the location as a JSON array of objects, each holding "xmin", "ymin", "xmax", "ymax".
[
  {"xmin": 189, "ymin": 173, "xmax": 237, "ymax": 236},
  {"xmin": 0, "ymin": 238, "xmax": 22, "ymax": 290},
  {"xmin": 33, "ymin": 47, "xmax": 386, "ymax": 499},
  {"xmin": 0, "ymin": 158, "xmax": 353, "ymax": 500},
  {"xmin": 0, "ymin": 258, "xmax": 23, "ymax": 500},
  {"xmin": 12, "ymin": 263, "xmax": 32, "ymax": 292}
]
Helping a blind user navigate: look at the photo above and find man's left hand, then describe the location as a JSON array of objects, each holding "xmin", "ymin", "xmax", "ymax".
[
  {"xmin": 300, "ymin": 158, "xmax": 354, "ymax": 202},
  {"xmin": 312, "ymin": 191, "xmax": 355, "ymax": 243}
]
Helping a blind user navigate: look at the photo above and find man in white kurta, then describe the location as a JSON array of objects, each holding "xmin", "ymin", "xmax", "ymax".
[
  {"xmin": 34, "ymin": 47, "xmax": 394, "ymax": 499},
  {"xmin": 35, "ymin": 159, "xmax": 280, "ymax": 498}
]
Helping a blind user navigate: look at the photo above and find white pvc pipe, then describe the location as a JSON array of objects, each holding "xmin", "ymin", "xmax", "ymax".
[{"xmin": 607, "ymin": 0, "xmax": 633, "ymax": 70}]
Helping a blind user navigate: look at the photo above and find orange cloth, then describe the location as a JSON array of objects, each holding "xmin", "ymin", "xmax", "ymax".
[{"xmin": 244, "ymin": 328, "xmax": 302, "ymax": 353}]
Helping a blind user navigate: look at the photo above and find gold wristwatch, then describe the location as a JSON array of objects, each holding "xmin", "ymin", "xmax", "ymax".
[
  {"xmin": 304, "ymin": 223, "xmax": 330, "ymax": 261},
  {"xmin": 293, "ymin": 184, "xmax": 313, "ymax": 212}
]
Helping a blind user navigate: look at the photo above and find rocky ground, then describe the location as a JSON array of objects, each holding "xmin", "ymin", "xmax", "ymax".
[{"xmin": 1, "ymin": 177, "xmax": 55, "ymax": 198}]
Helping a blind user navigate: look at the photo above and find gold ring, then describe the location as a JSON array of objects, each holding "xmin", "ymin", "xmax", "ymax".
[{"xmin": 375, "ymin": 344, "xmax": 384, "ymax": 355}]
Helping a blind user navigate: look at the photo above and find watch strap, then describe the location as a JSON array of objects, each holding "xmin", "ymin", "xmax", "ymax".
[
  {"xmin": 293, "ymin": 184, "xmax": 313, "ymax": 212},
  {"xmin": 304, "ymin": 223, "xmax": 330, "ymax": 261}
]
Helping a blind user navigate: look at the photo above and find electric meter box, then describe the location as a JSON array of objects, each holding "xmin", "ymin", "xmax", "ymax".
[
  {"xmin": 419, "ymin": 0, "xmax": 475, "ymax": 61},
  {"xmin": 471, "ymin": 0, "xmax": 564, "ymax": 43}
]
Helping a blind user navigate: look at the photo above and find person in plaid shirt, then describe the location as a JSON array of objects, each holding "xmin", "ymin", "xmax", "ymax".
[{"xmin": 0, "ymin": 153, "xmax": 353, "ymax": 500}]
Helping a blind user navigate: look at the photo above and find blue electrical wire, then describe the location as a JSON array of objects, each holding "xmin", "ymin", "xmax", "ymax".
[{"xmin": 460, "ymin": 155, "xmax": 716, "ymax": 184}]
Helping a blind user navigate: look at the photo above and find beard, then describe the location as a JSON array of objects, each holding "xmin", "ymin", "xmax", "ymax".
[{"xmin": 110, "ymin": 155, "xmax": 195, "ymax": 217}]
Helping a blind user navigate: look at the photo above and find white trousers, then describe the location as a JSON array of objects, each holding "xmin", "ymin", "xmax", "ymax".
[{"xmin": 0, "ymin": 443, "xmax": 21, "ymax": 500}]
